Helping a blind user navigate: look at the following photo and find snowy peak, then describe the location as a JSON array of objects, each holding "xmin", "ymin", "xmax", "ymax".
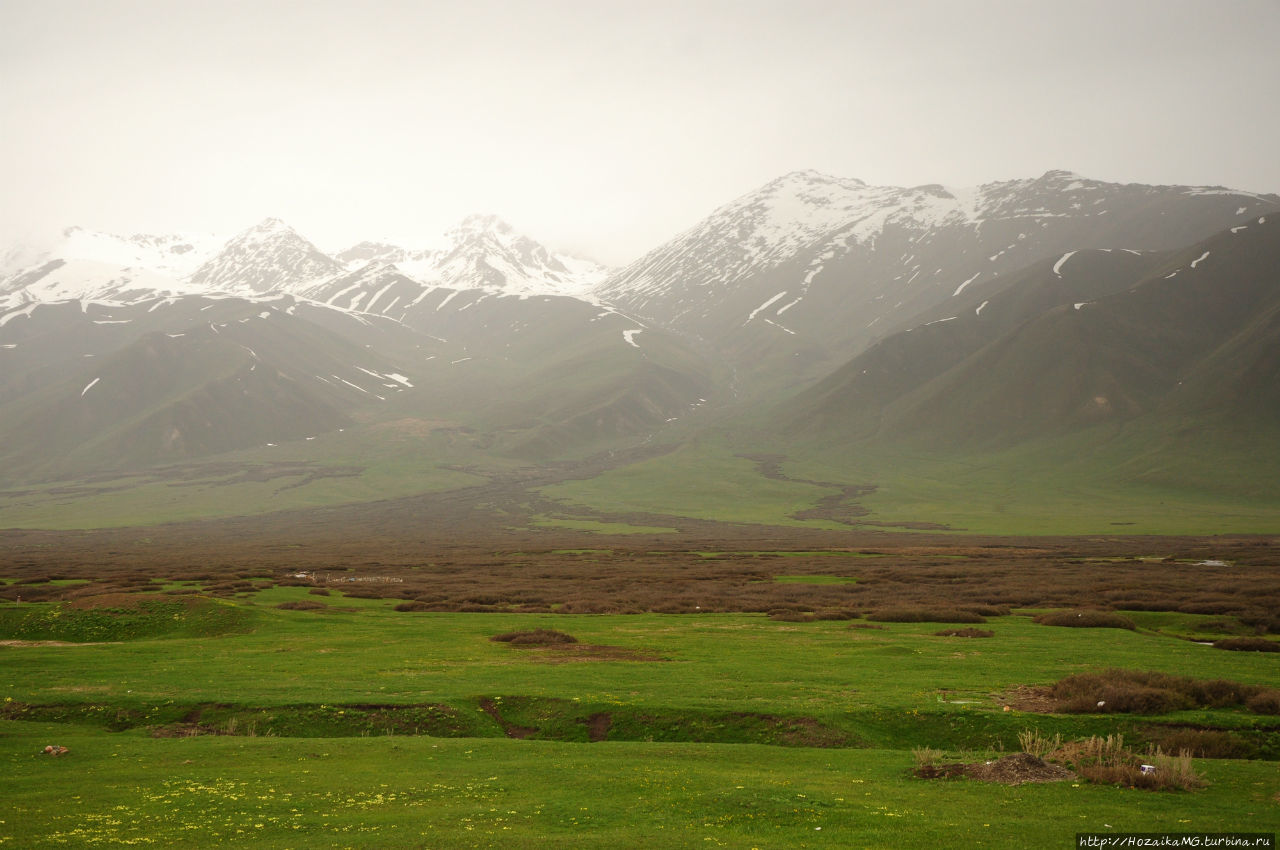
[
  {"xmin": 0, "ymin": 226, "xmax": 220, "ymax": 283},
  {"xmin": 425, "ymin": 214, "xmax": 606, "ymax": 297},
  {"xmin": 0, "ymin": 226, "xmax": 225, "ymax": 308},
  {"xmin": 56, "ymin": 227, "xmax": 221, "ymax": 277},
  {"xmin": 189, "ymin": 218, "xmax": 345, "ymax": 294},
  {"xmin": 596, "ymin": 170, "xmax": 980, "ymax": 309}
]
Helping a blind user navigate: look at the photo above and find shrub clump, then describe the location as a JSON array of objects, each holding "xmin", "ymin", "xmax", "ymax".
[
  {"xmin": 813, "ymin": 609, "xmax": 859, "ymax": 621},
  {"xmin": 1034, "ymin": 610, "xmax": 1136, "ymax": 630},
  {"xmin": 275, "ymin": 600, "xmax": 325, "ymax": 611},
  {"xmin": 1245, "ymin": 690, "xmax": 1280, "ymax": 715},
  {"xmin": 934, "ymin": 627, "xmax": 994, "ymax": 638},
  {"xmin": 866, "ymin": 607, "xmax": 987, "ymax": 624},
  {"xmin": 1212, "ymin": 637, "xmax": 1279, "ymax": 652},
  {"xmin": 1049, "ymin": 735, "xmax": 1205, "ymax": 792},
  {"xmin": 393, "ymin": 601, "xmax": 431, "ymax": 612},
  {"xmin": 1142, "ymin": 728, "xmax": 1258, "ymax": 760},
  {"xmin": 1049, "ymin": 670, "xmax": 1271, "ymax": 715},
  {"xmin": 490, "ymin": 628, "xmax": 578, "ymax": 646}
]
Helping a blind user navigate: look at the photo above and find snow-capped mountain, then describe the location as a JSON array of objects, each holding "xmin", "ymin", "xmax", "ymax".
[
  {"xmin": 329, "ymin": 214, "xmax": 607, "ymax": 300},
  {"xmin": 188, "ymin": 218, "xmax": 346, "ymax": 294},
  {"xmin": 0, "ymin": 227, "xmax": 223, "ymax": 308},
  {"xmin": 1, "ymin": 168, "xmax": 1277, "ymax": 489},
  {"xmin": 290, "ymin": 215, "xmax": 610, "ymax": 329},
  {"xmin": 424, "ymin": 214, "xmax": 606, "ymax": 297},
  {"xmin": 595, "ymin": 169, "xmax": 1279, "ymax": 390},
  {"xmin": 0, "ymin": 213, "xmax": 611, "ymax": 312},
  {"xmin": 294, "ymin": 261, "xmax": 425, "ymax": 314},
  {"xmin": 0, "ymin": 226, "xmax": 221, "ymax": 279}
]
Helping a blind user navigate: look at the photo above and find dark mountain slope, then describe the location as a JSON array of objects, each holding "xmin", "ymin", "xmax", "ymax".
[
  {"xmin": 0, "ymin": 298, "xmax": 439, "ymax": 480},
  {"xmin": 787, "ymin": 247, "xmax": 1167, "ymax": 438},
  {"xmin": 784, "ymin": 212, "xmax": 1280, "ymax": 451},
  {"xmin": 596, "ymin": 170, "xmax": 1277, "ymax": 395}
]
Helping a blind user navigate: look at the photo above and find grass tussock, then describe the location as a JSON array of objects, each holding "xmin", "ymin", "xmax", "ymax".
[
  {"xmin": 1016, "ymin": 728, "xmax": 1063, "ymax": 758},
  {"xmin": 1034, "ymin": 610, "xmax": 1136, "ymax": 630},
  {"xmin": 912, "ymin": 746, "xmax": 944, "ymax": 769},
  {"xmin": 1049, "ymin": 735, "xmax": 1205, "ymax": 792},
  {"xmin": 490, "ymin": 628, "xmax": 579, "ymax": 646}
]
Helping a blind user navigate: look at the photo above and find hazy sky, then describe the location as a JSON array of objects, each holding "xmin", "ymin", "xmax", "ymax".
[{"xmin": 3, "ymin": 0, "xmax": 1278, "ymax": 264}]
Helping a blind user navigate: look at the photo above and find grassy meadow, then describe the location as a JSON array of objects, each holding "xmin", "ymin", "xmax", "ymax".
[
  {"xmin": 542, "ymin": 432, "xmax": 1280, "ymax": 536},
  {"xmin": 2, "ymin": 583, "xmax": 1278, "ymax": 847}
]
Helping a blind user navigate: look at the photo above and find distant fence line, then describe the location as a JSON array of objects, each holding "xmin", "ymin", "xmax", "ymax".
[{"xmin": 300, "ymin": 573, "xmax": 404, "ymax": 584}]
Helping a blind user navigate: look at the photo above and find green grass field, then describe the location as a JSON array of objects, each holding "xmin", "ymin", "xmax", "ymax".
[
  {"xmin": 2, "ymin": 587, "xmax": 1277, "ymax": 847},
  {"xmin": 540, "ymin": 440, "xmax": 845, "ymax": 529},
  {"xmin": 542, "ymin": 433, "xmax": 1280, "ymax": 535},
  {"xmin": 0, "ymin": 428, "xmax": 493, "ymax": 530}
]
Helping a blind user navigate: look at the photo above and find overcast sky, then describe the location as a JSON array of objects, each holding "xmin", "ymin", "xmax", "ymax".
[{"xmin": 3, "ymin": 0, "xmax": 1278, "ymax": 264}]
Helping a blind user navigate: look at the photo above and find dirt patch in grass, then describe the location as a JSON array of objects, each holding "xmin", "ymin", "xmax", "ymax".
[
  {"xmin": 761, "ymin": 714, "xmax": 854, "ymax": 748},
  {"xmin": 585, "ymin": 712, "xmax": 612, "ymax": 742},
  {"xmin": 1000, "ymin": 684, "xmax": 1060, "ymax": 713},
  {"xmin": 479, "ymin": 697, "xmax": 538, "ymax": 739},
  {"xmin": 915, "ymin": 753, "xmax": 1075, "ymax": 785}
]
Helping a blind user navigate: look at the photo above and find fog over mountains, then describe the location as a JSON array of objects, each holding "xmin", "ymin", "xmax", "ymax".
[{"xmin": 1, "ymin": 169, "xmax": 1277, "ymax": 488}]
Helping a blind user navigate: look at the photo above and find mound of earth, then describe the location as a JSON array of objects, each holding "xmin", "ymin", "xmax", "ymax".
[
  {"xmin": 916, "ymin": 752, "xmax": 1076, "ymax": 785},
  {"xmin": 66, "ymin": 592, "xmax": 173, "ymax": 610},
  {"xmin": 967, "ymin": 753, "xmax": 1076, "ymax": 784}
]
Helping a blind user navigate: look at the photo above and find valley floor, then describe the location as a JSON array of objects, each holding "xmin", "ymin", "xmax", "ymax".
[{"xmin": 1, "ymin": 526, "xmax": 1278, "ymax": 847}]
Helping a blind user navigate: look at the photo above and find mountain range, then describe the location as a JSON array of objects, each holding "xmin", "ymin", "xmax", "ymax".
[{"xmin": 1, "ymin": 169, "xmax": 1277, "ymax": 528}]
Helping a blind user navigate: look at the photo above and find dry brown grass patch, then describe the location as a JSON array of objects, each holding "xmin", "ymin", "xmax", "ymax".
[
  {"xmin": 1034, "ymin": 610, "xmax": 1136, "ymax": 630},
  {"xmin": 1213, "ymin": 637, "xmax": 1280, "ymax": 652},
  {"xmin": 934, "ymin": 627, "xmax": 994, "ymax": 638},
  {"xmin": 1050, "ymin": 735, "xmax": 1205, "ymax": 792},
  {"xmin": 490, "ymin": 628, "xmax": 579, "ymax": 646}
]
